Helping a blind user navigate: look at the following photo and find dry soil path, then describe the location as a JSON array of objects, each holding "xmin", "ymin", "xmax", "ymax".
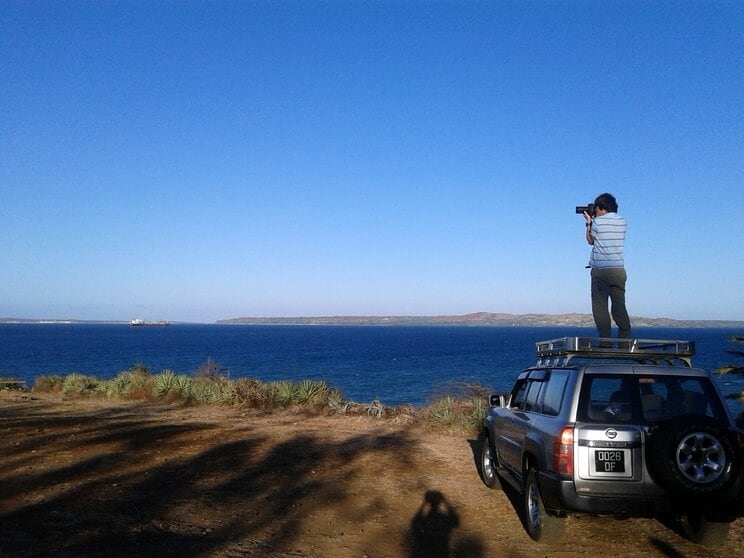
[{"xmin": 1, "ymin": 391, "xmax": 742, "ymax": 557}]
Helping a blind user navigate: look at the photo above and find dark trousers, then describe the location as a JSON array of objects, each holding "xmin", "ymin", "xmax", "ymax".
[{"xmin": 591, "ymin": 267, "xmax": 631, "ymax": 339}]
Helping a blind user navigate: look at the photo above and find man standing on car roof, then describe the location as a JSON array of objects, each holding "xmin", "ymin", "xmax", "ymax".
[{"xmin": 584, "ymin": 192, "xmax": 631, "ymax": 340}]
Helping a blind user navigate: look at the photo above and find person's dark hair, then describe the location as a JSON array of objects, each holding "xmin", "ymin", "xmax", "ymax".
[{"xmin": 594, "ymin": 192, "xmax": 618, "ymax": 213}]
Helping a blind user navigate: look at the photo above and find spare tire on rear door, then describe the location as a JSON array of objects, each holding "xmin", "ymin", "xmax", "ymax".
[{"xmin": 647, "ymin": 416, "xmax": 740, "ymax": 497}]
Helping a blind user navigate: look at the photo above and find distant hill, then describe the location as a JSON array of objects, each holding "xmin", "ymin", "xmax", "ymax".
[{"xmin": 217, "ymin": 312, "xmax": 744, "ymax": 328}]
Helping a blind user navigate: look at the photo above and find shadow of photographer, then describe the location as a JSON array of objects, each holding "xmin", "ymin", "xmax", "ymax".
[{"xmin": 408, "ymin": 489, "xmax": 483, "ymax": 558}]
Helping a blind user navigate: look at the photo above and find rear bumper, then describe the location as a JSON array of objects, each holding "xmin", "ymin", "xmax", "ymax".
[{"xmin": 538, "ymin": 470, "xmax": 744, "ymax": 519}]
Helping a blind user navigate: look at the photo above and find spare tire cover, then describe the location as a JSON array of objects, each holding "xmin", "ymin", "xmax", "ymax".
[{"xmin": 647, "ymin": 416, "xmax": 740, "ymax": 497}]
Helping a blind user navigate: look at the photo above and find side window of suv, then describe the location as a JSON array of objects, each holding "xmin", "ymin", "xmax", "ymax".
[
  {"xmin": 510, "ymin": 380, "xmax": 528, "ymax": 410},
  {"xmin": 523, "ymin": 380, "xmax": 542, "ymax": 412},
  {"xmin": 541, "ymin": 370, "xmax": 569, "ymax": 417}
]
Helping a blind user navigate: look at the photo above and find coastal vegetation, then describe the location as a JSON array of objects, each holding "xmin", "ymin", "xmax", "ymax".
[
  {"xmin": 718, "ymin": 335, "xmax": 744, "ymax": 376},
  {"xmin": 7, "ymin": 361, "xmax": 489, "ymax": 431},
  {"xmin": 4, "ymin": 334, "xmax": 742, "ymax": 429},
  {"xmin": 719, "ymin": 336, "xmax": 744, "ymax": 410}
]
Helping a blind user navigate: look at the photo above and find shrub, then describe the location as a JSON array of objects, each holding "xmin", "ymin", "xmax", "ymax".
[
  {"xmin": 426, "ymin": 393, "xmax": 489, "ymax": 430},
  {"xmin": 195, "ymin": 358, "xmax": 226, "ymax": 381},
  {"xmin": 33, "ymin": 375, "xmax": 64, "ymax": 393},
  {"xmin": 61, "ymin": 373, "xmax": 99, "ymax": 396},
  {"xmin": 364, "ymin": 398, "xmax": 386, "ymax": 418},
  {"xmin": 428, "ymin": 395, "xmax": 457, "ymax": 425},
  {"xmin": 466, "ymin": 397, "xmax": 489, "ymax": 429},
  {"xmin": 105, "ymin": 372, "xmax": 132, "ymax": 397},
  {"xmin": 187, "ymin": 378, "xmax": 221, "ymax": 403},
  {"xmin": 232, "ymin": 378, "xmax": 272, "ymax": 409}
]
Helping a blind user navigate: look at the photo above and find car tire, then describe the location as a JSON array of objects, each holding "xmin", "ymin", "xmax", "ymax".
[
  {"xmin": 680, "ymin": 515, "xmax": 731, "ymax": 546},
  {"xmin": 648, "ymin": 417, "xmax": 739, "ymax": 497},
  {"xmin": 523, "ymin": 468, "xmax": 565, "ymax": 543},
  {"xmin": 479, "ymin": 433, "xmax": 500, "ymax": 489}
]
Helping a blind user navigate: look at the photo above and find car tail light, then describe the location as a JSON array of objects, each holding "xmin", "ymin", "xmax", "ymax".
[{"xmin": 554, "ymin": 426, "xmax": 574, "ymax": 476}]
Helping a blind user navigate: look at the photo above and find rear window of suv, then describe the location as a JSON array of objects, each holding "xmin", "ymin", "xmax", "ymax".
[{"xmin": 578, "ymin": 374, "xmax": 728, "ymax": 425}]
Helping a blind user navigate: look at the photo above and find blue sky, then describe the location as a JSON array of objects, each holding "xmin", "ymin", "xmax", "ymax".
[{"xmin": 1, "ymin": 1, "xmax": 742, "ymax": 323}]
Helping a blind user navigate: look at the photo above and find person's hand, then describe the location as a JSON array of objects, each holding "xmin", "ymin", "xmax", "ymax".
[{"xmin": 583, "ymin": 211, "xmax": 592, "ymax": 225}]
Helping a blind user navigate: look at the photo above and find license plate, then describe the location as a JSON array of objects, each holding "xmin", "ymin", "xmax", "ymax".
[{"xmin": 594, "ymin": 450, "xmax": 625, "ymax": 473}]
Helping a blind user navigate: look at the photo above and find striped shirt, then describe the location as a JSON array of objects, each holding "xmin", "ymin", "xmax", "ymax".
[{"xmin": 589, "ymin": 212, "xmax": 626, "ymax": 268}]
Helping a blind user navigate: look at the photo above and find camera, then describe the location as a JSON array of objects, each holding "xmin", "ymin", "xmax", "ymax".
[{"xmin": 575, "ymin": 203, "xmax": 595, "ymax": 216}]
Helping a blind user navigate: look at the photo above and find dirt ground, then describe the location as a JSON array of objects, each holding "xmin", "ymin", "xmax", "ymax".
[{"xmin": 1, "ymin": 391, "xmax": 743, "ymax": 558}]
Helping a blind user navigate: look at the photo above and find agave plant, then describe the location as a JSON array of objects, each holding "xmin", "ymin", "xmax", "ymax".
[
  {"xmin": 296, "ymin": 379, "xmax": 331, "ymax": 405},
  {"xmin": 173, "ymin": 375, "xmax": 193, "ymax": 397},
  {"xmin": 271, "ymin": 380, "xmax": 298, "ymax": 407},
  {"xmin": 153, "ymin": 370, "xmax": 177, "ymax": 397},
  {"xmin": 106, "ymin": 371, "xmax": 134, "ymax": 397}
]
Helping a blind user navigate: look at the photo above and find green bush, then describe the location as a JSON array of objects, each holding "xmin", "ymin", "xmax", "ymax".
[
  {"xmin": 187, "ymin": 379, "xmax": 217, "ymax": 402},
  {"xmin": 61, "ymin": 373, "xmax": 99, "ymax": 395}
]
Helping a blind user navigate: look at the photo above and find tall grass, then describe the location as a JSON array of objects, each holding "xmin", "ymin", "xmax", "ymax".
[{"xmin": 29, "ymin": 363, "xmax": 492, "ymax": 431}]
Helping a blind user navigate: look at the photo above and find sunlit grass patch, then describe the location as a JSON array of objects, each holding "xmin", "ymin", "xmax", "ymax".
[
  {"xmin": 425, "ymin": 383, "xmax": 491, "ymax": 431},
  {"xmin": 61, "ymin": 373, "xmax": 100, "ymax": 396},
  {"xmin": 28, "ymin": 366, "xmax": 492, "ymax": 430}
]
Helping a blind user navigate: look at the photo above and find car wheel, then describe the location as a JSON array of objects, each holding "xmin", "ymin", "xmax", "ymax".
[
  {"xmin": 480, "ymin": 433, "xmax": 500, "ymax": 489},
  {"xmin": 680, "ymin": 515, "xmax": 731, "ymax": 546},
  {"xmin": 648, "ymin": 417, "xmax": 739, "ymax": 496},
  {"xmin": 523, "ymin": 468, "xmax": 565, "ymax": 543}
]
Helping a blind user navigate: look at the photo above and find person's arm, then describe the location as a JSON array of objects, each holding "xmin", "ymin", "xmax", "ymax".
[{"xmin": 584, "ymin": 211, "xmax": 594, "ymax": 245}]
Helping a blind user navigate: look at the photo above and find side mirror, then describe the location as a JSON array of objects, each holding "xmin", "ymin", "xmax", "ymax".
[{"xmin": 489, "ymin": 393, "xmax": 507, "ymax": 407}]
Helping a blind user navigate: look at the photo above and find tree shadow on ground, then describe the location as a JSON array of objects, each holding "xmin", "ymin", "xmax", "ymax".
[{"xmin": 0, "ymin": 399, "xmax": 419, "ymax": 557}]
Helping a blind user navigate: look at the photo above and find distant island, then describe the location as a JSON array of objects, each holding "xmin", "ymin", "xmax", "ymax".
[
  {"xmin": 217, "ymin": 312, "xmax": 744, "ymax": 328},
  {"xmin": 2, "ymin": 312, "xmax": 741, "ymax": 328}
]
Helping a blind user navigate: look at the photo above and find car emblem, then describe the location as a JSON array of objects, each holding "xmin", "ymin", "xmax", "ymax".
[{"xmin": 605, "ymin": 428, "xmax": 618, "ymax": 439}]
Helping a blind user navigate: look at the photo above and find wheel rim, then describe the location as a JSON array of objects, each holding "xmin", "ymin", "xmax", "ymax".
[
  {"xmin": 676, "ymin": 431, "xmax": 726, "ymax": 484},
  {"xmin": 482, "ymin": 445, "xmax": 495, "ymax": 481},
  {"xmin": 527, "ymin": 479, "xmax": 539, "ymax": 528}
]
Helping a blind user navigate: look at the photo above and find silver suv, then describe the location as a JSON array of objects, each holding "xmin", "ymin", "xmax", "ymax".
[{"xmin": 480, "ymin": 337, "xmax": 744, "ymax": 546}]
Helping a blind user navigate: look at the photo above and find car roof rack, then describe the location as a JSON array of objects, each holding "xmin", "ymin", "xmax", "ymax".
[{"xmin": 535, "ymin": 337, "xmax": 695, "ymax": 367}]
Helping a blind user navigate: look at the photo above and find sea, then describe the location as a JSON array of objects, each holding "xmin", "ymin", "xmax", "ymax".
[{"xmin": 1, "ymin": 324, "xmax": 743, "ymax": 414}]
